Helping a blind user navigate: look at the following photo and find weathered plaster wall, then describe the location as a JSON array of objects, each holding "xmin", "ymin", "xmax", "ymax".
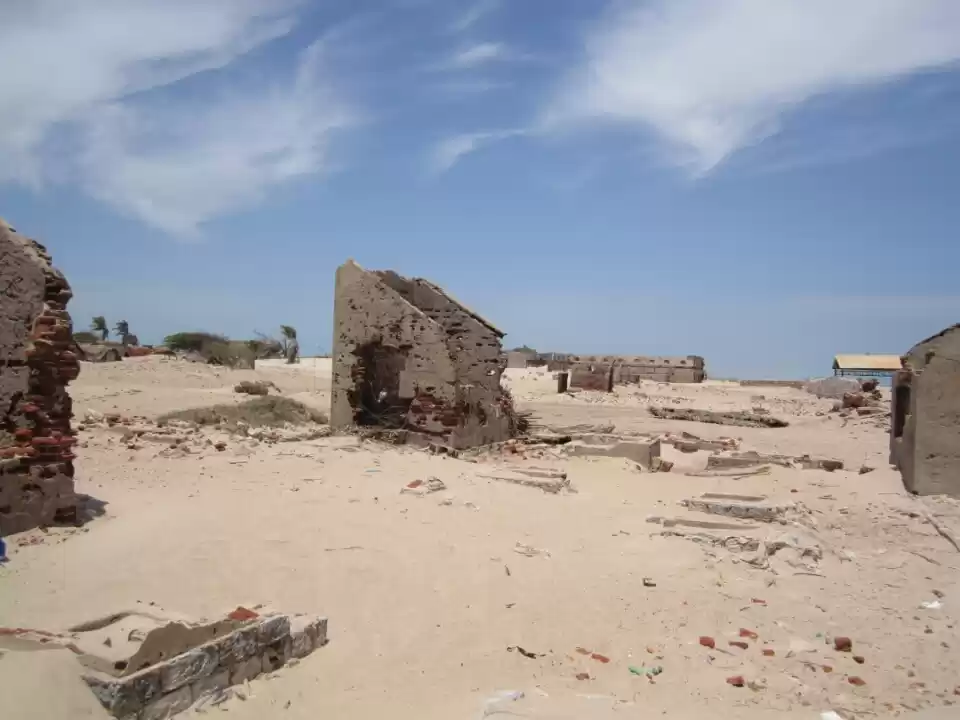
[
  {"xmin": 331, "ymin": 261, "xmax": 511, "ymax": 448},
  {"xmin": 0, "ymin": 219, "xmax": 80, "ymax": 534},
  {"xmin": 892, "ymin": 326, "xmax": 960, "ymax": 496}
]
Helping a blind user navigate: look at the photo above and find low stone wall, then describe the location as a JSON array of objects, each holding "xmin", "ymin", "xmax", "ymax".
[{"xmin": 83, "ymin": 613, "xmax": 327, "ymax": 719}]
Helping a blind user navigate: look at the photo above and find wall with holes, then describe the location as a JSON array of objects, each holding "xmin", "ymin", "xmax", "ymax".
[
  {"xmin": 331, "ymin": 260, "xmax": 512, "ymax": 448},
  {"xmin": 0, "ymin": 219, "xmax": 80, "ymax": 535}
]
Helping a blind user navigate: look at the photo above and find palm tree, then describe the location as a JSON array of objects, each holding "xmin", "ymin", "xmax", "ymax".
[
  {"xmin": 114, "ymin": 320, "xmax": 130, "ymax": 345},
  {"xmin": 91, "ymin": 316, "xmax": 108, "ymax": 342},
  {"xmin": 280, "ymin": 325, "xmax": 299, "ymax": 364}
]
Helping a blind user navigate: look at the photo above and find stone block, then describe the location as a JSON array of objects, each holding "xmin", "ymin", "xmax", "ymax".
[
  {"xmin": 229, "ymin": 655, "xmax": 263, "ymax": 685},
  {"xmin": 570, "ymin": 438, "xmax": 660, "ymax": 469},
  {"xmin": 190, "ymin": 668, "xmax": 230, "ymax": 704},
  {"xmin": 256, "ymin": 614, "xmax": 291, "ymax": 648},
  {"xmin": 141, "ymin": 685, "xmax": 192, "ymax": 720},
  {"xmin": 219, "ymin": 622, "xmax": 259, "ymax": 665},
  {"xmin": 159, "ymin": 644, "xmax": 219, "ymax": 693},
  {"xmin": 262, "ymin": 636, "xmax": 292, "ymax": 673},
  {"xmin": 84, "ymin": 669, "xmax": 161, "ymax": 718},
  {"xmin": 289, "ymin": 615, "xmax": 326, "ymax": 659}
]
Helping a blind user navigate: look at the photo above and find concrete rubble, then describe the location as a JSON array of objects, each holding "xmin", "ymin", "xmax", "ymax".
[{"xmin": 648, "ymin": 406, "xmax": 789, "ymax": 428}]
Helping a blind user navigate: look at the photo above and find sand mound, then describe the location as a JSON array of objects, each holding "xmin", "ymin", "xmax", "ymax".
[
  {"xmin": 0, "ymin": 649, "xmax": 110, "ymax": 720},
  {"xmin": 157, "ymin": 396, "xmax": 328, "ymax": 429}
]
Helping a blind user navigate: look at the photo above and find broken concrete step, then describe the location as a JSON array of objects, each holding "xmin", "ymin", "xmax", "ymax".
[
  {"xmin": 646, "ymin": 513, "xmax": 760, "ymax": 532},
  {"xmin": 706, "ymin": 452, "xmax": 793, "ymax": 469},
  {"xmin": 700, "ymin": 492, "xmax": 767, "ymax": 502},
  {"xmin": 707, "ymin": 452, "xmax": 844, "ymax": 472},
  {"xmin": 479, "ymin": 472, "xmax": 570, "ymax": 494},
  {"xmin": 658, "ymin": 528, "xmax": 763, "ymax": 552},
  {"xmin": 567, "ymin": 438, "xmax": 660, "ymax": 469},
  {"xmin": 680, "ymin": 497, "xmax": 789, "ymax": 523}
]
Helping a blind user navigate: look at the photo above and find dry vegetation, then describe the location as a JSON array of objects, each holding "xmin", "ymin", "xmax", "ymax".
[{"xmin": 157, "ymin": 396, "xmax": 328, "ymax": 429}]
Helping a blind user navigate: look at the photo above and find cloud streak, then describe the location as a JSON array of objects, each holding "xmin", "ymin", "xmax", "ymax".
[
  {"xmin": 544, "ymin": 0, "xmax": 960, "ymax": 174},
  {"xmin": 450, "ymin": 0, "xmax": 500, "ymax": 33},
  {"xmin": 0, "ymin": 0, "xmax": 353, "ymax": 236},
  {"xmin": 429, "ymin": 129, "xmax": 526, "ymax": 174}
]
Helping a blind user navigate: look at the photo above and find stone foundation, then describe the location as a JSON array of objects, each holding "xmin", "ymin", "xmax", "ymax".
[
  {"xmin": 0, "ymin": 219, "xmax": 80, "ymax": 535},
  {"xmin": 81, "ymin": 611, "xmax": 327, "ymax": 719}
]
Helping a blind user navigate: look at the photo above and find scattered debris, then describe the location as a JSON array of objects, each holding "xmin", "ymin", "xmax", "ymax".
[
  {"xmin": 834, "ymin": 636, "xmax": 853, "ymax": 652},
  {"xmin": 649, "ymin": 406, "xmax": 789, "ymax": 428},
  {"xmin": 507, "ymin": 646, "xmax": 543, "ymax": 659},
  {"xmin": 401, "ymin": 477, "xmax": 447, "ymax": 496},
  {"xmin": 513, "ymin": 542, "xmax": 550, "ymax": 558},
  {"xmin": 234, "ymin": 380, "xmax": 274, "ymax": 396}
]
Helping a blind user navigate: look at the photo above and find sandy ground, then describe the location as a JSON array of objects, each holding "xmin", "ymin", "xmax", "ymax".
[{"xmin": 3, "ymin": 358, "xmax": 960, "ymax": 719}]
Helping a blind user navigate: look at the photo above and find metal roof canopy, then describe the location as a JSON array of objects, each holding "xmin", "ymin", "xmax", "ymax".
[{"xmin": 833, "ymin": 354, "xmax": 902, "ymax": 377}]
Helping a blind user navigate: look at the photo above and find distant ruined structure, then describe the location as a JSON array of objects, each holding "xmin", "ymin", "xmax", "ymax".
[
  {"xmin": 0, "ymin": 219, "xmax": 80, "ymax": 534},
  {"xmin": 330, "ymin": 260, "xmax": 513, "ymax": 449},
  {"xmin": 890, "ymin": 324, "xmax": 960, "ymax": 497},
  {"xmin": 564, "ymin": 355, "xmax": 706, "ymax": 391}
]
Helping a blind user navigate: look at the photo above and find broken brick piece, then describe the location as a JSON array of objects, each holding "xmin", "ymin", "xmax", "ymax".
[
  {"xmin": 726, "ymin": 675, "xmax": 745, "ymax": 687},
  {"xmin": 699, "ymin": 636, "xmax": 716, "ymax": 649},
  {"xmin": 762, "ymin": 649, "xmax": 775, "ymax": 657},
  {"xmin": 739, "ymin": 628, "xmax": 759, "ymax": 640},
  {"xmin": 227, "ymin": 606, "xmax": 259, "ymax": 622},
  {"xmin": 834, "ymin": 636, "xmax": 853, "ymax": 652},
  {"xmin": 729, "ymin": 641, "xmax": 749, "ymax": 650}
]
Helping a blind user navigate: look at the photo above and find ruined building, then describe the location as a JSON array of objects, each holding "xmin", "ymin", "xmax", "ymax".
[
  {"xmin": 890, "ymin": 324, "xmax": 960, "ymax": 497},
  {"xmin": 1, "ymin": 219, "xmax": 80, "ymax": 534},
  {"xmin": 331, "ymin": 260, "xmax": 513, "ymax": 449},
  {"xmin": 566, "ymin": 354, "xmax": 705, "ymax": 391}
]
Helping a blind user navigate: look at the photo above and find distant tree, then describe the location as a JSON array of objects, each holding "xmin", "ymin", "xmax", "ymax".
[
  {"xmin": 73, "ymin": 331, "xmax": 99, "ymax": 344},
  {"xmin": 280, "ymin": 325, "xmax": 299, "ymax": 364},
  {"xmin": 91, "ymin": 316, "xmax": 108, "ymax": 342},
  {"xmin": 163, "ymin": 332, "xmax": 228, "ymax": 353}
]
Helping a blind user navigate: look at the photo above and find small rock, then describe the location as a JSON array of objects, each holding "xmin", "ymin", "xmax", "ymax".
[
  {"xmin": 762, "ymin": 648, "xmax": 775, "ymax": 657},
  {"xmin": 729, "ymin": 641, "xmax": 749, "ymax": 650},
  {"xmin": 740, "ymin": 628, "xmax": 759, "ymax": 640},
  {"xmin": 834, "ymin": 636, "xmax": 853, "ymax": 652},
  {"xmin": 699, "ymin": 636, "xmax": 716, "ymax": 649},
  {"xmin": 859, "ymin": 466, "xmax": 875, "ymax": 475},
  {"xmin": 853, "ymin": 655, "xmax": 865, "ymax": 664},
  {"xmin": 214, "ymin": 441, "xmax": 227, "ymax": 452},
  {"xmin": 726, "ymin": 675, "xmax": 745, "ymax": 687},
  {"xmin": 847, "ymin": 676, "xmax": 866, "ymax": 686}
]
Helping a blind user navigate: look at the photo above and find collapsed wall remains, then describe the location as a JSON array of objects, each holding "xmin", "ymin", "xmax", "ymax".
[
  {"xmin": 565, "ymin": 355, "xmax": 705, "ymax": 390},
  {"xmin": 890, "ymin": 324, "xmax": 960, "ymax": 497},
  {"xmin": 330, "ymin": 260, "xmax": 513, "ymax": 449},
  {"xmin": 0, "ymin": 219, "xmax": 80, "ymax": 535}
]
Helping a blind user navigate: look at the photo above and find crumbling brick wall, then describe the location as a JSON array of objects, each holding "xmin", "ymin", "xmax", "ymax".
[
  {"xmin": 0, "ymin": 219, "xmax": 80, "ymax": 535},
  {"xmin": 331, "ymin": 260, "xmax": 512, "ymax": 449}
]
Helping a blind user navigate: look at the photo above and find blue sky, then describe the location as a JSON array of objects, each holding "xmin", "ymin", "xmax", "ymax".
[{"xmin": 2, "ymin": 0, "xmax": 960, "ymax": 379}]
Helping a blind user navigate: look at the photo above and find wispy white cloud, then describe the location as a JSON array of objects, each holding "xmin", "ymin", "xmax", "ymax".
[
  {"xmin": 429, "ymin": 129, "xmax": 526, "ymax": 174},
  {"xmin": 544, "ymin": 0, "xmax": 960, "ymax": 174},
  {"xmin": 450, "ymin": 0, "xmax": 500, "ymax": 33},
  {"xmin": 80, "ymin": 42, "xmax": 353, "ymax": 237},
  {"xmin": 447, "ymin": 42, "xmax": 509, "ymax": 69},
  {"xmin": 0, "ymin": 0, "xmax": 354, "ymax": 236}
]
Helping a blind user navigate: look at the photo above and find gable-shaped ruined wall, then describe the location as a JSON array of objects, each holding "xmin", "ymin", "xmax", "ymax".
[
  {"xmin": 331, "ymin": 260, "xmax": 511, "ymax": 449},
  {"xmin": 0, "ymin": 219, "xmax": 80, "ymax": 535}
]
